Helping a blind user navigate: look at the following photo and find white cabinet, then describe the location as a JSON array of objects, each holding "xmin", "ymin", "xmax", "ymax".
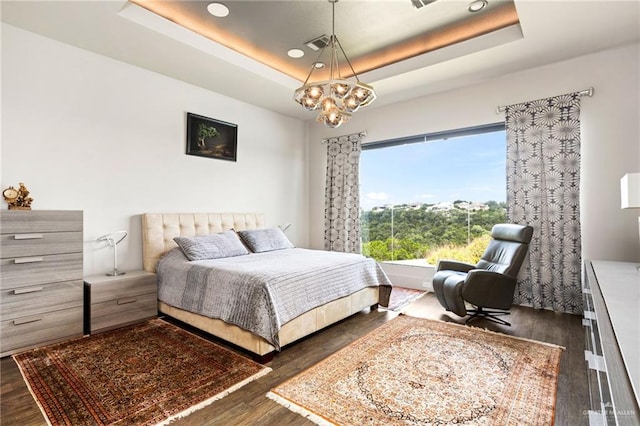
[{"xmin": 583, "ymin": 260, "xmax": 639, "ymax": 425}]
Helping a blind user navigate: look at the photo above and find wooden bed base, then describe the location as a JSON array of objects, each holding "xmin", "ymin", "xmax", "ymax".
[{"xmin": 142, "ymin": 213, "xmax": 384, "ymax": 361}]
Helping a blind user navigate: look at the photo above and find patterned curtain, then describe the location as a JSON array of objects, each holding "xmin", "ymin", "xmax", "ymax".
[
  {"xmin": 324, "ymin": 132, "xmax": 365, "ymax": 253},
  {"xmin": 505, "ymin": 92, "xmax": 582, "ymax": 314}
]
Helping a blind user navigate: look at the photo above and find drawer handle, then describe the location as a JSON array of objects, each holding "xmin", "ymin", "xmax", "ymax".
[
  {"xmin": 14, "ymin": 257, "xmax": 44, "ymax": 264},
  {"xmin": 13, "ymin": 316, "xmax": 43, "ymax": 326},
  {"xmin": 13, "ymin": 286, "xmax": 44, "ymax": 295},
  {"xmin": 14, "ymin": 233, "xmax": 44, "ymax": 240},
  {"xmin": 117, "ymin": 297, "xmax": 137, "ymax": 305}
]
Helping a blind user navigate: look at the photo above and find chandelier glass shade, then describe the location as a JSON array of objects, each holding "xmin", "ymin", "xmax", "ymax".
[{"xmin": 293, "ymin": 0, "xmax": 376, "ymax": 128}]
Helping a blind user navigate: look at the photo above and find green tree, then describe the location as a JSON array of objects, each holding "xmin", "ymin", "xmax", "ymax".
[
  {"xmin": 362, "ymin": 240, "xmax": 392, "ymax": 261},
  {"xmin": 197, "ymin": 123, "xmax": 219, "ymax": 149},
  {"xmin": 360, "ymin": 201, "xmax": 505, "ymax": 263}
]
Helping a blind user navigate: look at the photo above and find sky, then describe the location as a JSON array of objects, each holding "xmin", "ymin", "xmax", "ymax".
[{"xmin": 360, "ymin": 131, "xmax": 506, "ymax": 209}]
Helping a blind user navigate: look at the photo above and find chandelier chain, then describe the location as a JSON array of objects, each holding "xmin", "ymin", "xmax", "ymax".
[
  {"xmin": 335, "ymin": 37, "xmax": 359, "ymax": 82},
  {"xmin": 330, "ymin": 0, "xmax": 338, "ymax": 81}
]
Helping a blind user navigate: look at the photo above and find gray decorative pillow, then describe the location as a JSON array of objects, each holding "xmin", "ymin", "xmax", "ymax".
[
  {"xmin": 237, "ymin": 228, "xmax": 294, "ymax": 253},
  {"xmin": 174, "ymin": 230, "xmax": 249, "ymax": 261}
]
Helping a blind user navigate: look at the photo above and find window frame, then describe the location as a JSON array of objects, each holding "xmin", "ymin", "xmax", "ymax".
[
  {"xmin": 361, "ymin": 123, "xmax": 505, "ymax": 151},
  {"xmin": 359, "ymin": 122, "xmax": 507, "ymax": 263}
]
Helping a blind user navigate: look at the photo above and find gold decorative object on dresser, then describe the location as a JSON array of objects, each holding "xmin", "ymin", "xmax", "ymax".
[
  {"xmin": 0, "ymin": 210, "xmax": 83, "ymax": 357},
  {"xmin": 83, "ymin": 271, "xmax": 157, "ymax": 334},
  {"xmin": 2, "ymin": 182, "xmax": 34, "ymax": 210}
]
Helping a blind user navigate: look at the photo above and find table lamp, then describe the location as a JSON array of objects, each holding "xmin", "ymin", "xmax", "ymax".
[
  {"xmin": 96, "ymin": 231, "xmax": 128, "ymax": 276},
  {"xmin": 278, "ymin": 223, "xmax": 291, "ymax": 232}
]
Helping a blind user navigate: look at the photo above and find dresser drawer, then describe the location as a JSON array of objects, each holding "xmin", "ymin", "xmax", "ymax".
[
  {"xmin": 88, "ymin": 272, "xmax": 157, "ymax": 304},
  {"xmin": 1, "ymin": 307, "xmax": 83, "ymax": 355},
  {"xmin": 1, "ymin": 280, "xmax": 83, "ymax": 321},
  {"xmin": 1, "ymin": 231, "xmax": 82, "ymax": 258},
  {"xmin": 90, "ymin": 292, "xmax": 157, "ymax": 333},
  {"xmin": 0, "ymin": 210, "xmax": 82, "ymax": 234},
  {"xmin": 0, "ymin": 253, "xmax": 83, "ymax": 289}
]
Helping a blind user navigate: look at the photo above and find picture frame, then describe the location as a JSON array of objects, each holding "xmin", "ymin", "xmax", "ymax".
[{"xmin": 186, "ymin": 113, "xmax": 238, "ymax": 162}]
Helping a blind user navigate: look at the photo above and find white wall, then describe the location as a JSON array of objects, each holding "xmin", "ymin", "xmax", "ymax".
[
  {"xmin": 1, "ymin": 24, "xmax": 309, "ymax": 276},
  {"xmin": 308, "ymin": 42, "xmax": 640, "ymax": 262},
  {"xmin": 3, "ymin": 24, "xmax": 637, "ymax": 273}
]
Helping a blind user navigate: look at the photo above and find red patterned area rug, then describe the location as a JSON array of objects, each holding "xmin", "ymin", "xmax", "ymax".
[
  {"xmin": 385, "ymin": 287, "xmax": 426, "ymax": 311},
  {"xmin": 13, "ymin": 319, "xmax": 270, "ymax": 426},
  {"xmin": 268, "ymin": 315, "xmax": 563, "ymax": 426}
]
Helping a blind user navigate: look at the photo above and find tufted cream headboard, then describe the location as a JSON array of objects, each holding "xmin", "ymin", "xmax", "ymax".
[{"xmin": 141, "ymin": 212, "xmax": 265, "ymax": 272}]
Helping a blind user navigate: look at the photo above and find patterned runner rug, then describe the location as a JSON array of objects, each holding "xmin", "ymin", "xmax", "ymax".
[
  {"xmin": 385, "ymin": 287, "xmax": 426, "ymax": 311},
  {"xmin": 268, "ymin": 315, "xmax": 563, "ymax": 425},
  {"xmin": 13, "ymin": 319, "xmax": 270, "ymax": 425}
]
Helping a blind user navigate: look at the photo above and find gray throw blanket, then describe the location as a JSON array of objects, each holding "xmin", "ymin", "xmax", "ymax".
[{"xmin": 157, "ymin": 248, "xmax": 392, "ymax": 350}]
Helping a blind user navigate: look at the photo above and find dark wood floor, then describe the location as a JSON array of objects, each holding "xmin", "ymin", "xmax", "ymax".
[{"xmin": 1, "ymin": 293, "xmax": 589, "ymax": 425}]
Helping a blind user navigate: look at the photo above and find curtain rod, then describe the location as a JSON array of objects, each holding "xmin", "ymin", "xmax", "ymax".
[
  {"xmin": 495, "ymin": 87, "xmax": 594, "ymax": 114},
  {"xmin": 322, "ymin": 131, "xmax": 367, "ymax": 144}
]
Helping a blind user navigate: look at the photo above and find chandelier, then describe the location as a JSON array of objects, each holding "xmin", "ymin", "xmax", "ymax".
[{"xmin": 293, "ymin": 0, "xmax": 377, "ymax": 128}]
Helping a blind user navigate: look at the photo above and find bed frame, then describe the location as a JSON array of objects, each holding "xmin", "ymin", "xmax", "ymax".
[{"xmin": 142, "ymin": 213, "xmax": 380, "ymax": 362}]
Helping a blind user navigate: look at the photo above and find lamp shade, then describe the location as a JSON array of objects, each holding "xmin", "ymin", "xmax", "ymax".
[{"xmin": 621, "ymin": 173, "xmax": 640, "ymax": 209}]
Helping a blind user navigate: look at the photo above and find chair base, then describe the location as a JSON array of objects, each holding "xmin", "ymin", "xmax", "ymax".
[{"xmin": 466, "ymin": 307, "xmax": 511, "ymax": 326}]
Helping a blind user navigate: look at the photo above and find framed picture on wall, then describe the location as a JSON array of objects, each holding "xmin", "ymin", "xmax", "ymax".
[{"xmin": 186, "ymin": 113, "xmax": 238, "ymax": 162}]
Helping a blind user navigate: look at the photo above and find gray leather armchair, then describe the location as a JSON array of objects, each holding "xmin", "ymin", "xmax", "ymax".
[{"xmin": 432, "ymin": 223, "xmax": 533, "ymax": 326}]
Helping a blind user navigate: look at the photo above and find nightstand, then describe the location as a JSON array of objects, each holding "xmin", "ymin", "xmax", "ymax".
[{"xmin": 83, "ymin": 271, "xmax": 157, "ymax": 334}]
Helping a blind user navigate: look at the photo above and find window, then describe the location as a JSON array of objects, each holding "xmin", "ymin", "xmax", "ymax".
[{"xmin": 360, "ymin": 124, "xmax": 506, "ymax": 265}]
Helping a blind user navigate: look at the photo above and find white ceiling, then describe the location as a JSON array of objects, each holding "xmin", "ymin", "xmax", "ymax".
[{"xmin": 2, "ymin": 1, "xmax": 639, "ymax": 122}]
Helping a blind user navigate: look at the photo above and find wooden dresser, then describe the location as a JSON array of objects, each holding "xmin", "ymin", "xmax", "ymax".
[
  {"xmin": 0, "ymin": 210, "xmax": 83, "ymax": 356},
  {"xmin": 583, "ymin": 260, "xmax": 640, "ymax": 425}
]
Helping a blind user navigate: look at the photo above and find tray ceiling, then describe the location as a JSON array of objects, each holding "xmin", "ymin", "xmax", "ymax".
[{"xmin": 129, "ymin": 0, "xmax": 521, "ymax": 82}]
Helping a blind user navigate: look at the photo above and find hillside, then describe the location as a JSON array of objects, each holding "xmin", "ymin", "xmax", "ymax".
[{"xmin": 361, "ymin": 201, "xmax": 506, "ymax": 262}]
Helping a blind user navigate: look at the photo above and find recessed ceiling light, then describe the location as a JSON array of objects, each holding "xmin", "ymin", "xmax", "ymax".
[
  {"xmin": 314, "ymin": 62, "xmax": 325, "ymax": 69},
  {"xmin": 468, "ymin": 0, "xmax": 487, "ymax": 12},
  {"xmin": 207, "ymin": 2, "xmax": 229, "ymax": 18},
  {"xmin": 287, "ymin": 49, "xmax": 305, "ymax": 59}
]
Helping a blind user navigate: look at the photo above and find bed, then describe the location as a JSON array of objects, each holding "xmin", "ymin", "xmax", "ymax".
[{"xmin": 142, "ymin": 212, "xmax": 391, "ymax": 362}]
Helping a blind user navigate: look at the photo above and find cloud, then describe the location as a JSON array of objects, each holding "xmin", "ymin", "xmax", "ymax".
[
  {"xmin": 417, "ymin": 193, "xmax": 436, "ymax": 199},
  {"xmin": 366, "ymin": 192, "xmax": 389, "ymax": 201},
  {"xmin": 469, "ymin": 186, "xmax": 493, "ymax": 192}
]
